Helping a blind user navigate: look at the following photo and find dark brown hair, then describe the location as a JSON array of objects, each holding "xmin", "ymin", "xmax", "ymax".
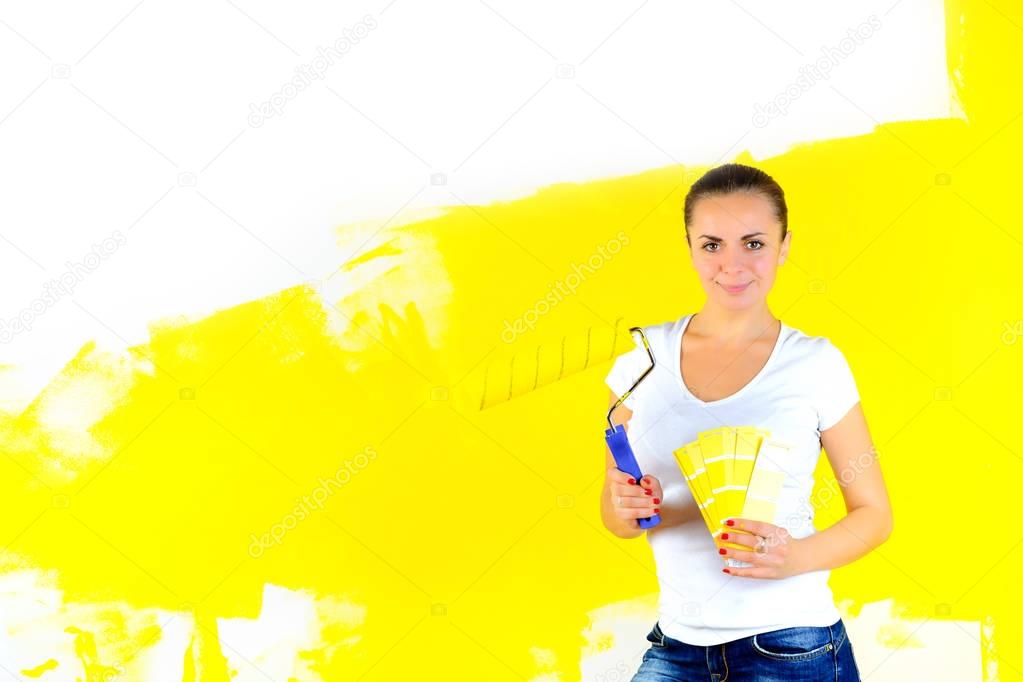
[{"xmin": 683, "ymin": 163, "xmax": 788, "ymax": 243}]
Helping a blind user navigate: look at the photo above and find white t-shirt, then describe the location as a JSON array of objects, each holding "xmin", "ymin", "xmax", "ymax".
[{"xmin": 604, "ymin": 312, "xmax": 860, "ymax": 646}]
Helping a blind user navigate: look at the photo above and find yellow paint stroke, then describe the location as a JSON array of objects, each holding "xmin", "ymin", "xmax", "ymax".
[
  {"xmin": 20, "ymin": 658, "xmax": 58, "ymax": 678},
  {"xmin": 1, "ymin": 0, "xmax": 1022, "ymax": 679},
  {"xmin": 66, "ymin": 626, "xmax": 125, "ymax": 682}
]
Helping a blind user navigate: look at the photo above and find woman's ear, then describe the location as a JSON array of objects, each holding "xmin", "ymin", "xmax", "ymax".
[{"xmin": 778, "ymin": 230, "xmax": 791, "ymax": 266}]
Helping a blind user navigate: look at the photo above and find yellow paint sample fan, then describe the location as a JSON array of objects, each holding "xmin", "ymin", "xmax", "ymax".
[{"xmin": 672, "ymin": 426, "xmax": 792, "ymax": 569}]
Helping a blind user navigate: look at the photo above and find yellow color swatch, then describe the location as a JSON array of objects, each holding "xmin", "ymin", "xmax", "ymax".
[{"xmin": 673, "ymin": 427, "xmax": 789, "ymax": 563}]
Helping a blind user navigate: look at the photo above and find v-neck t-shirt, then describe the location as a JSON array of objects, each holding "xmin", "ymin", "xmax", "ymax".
[{"xmin": 604, "ymin": 312, "xmax": 861, "ymax": 645}]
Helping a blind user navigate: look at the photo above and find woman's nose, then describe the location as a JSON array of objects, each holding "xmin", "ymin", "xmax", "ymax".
[{"xmin": 720, "ymin": 252, "xmax": 745, "ymax": 272}]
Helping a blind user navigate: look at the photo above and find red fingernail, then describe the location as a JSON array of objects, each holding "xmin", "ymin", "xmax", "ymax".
[
  {"xmin": 653, "ymin": 508, "xmax": 660, "ymax": 513},
  {"xmin": 652, "ymin": 498, "xmax": 660, "ymax": 504},
  {"xmin": 644, "ymin": 490, "xmax": 652, "ymax": 496},
  {"xmin": 726, "ymin": 519, "xmax": 735, "ymax": 526},
  {"xmin": 718, "ymin": 548, "xmax": 727, "ymax": 555},
  {"xmin": 627, "ymin": 478, "xmax": 635, "ymax": 485},
  {"xmin": 723, "ymin": 568, "xmax": 730, "ymax": 574},
  {"xmin": 721, "ymin": 533, "xmax": 729, "ymax": 540}
]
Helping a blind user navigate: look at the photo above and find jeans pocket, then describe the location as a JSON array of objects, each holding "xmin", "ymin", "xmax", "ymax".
[
  {"xmin": 752, "ymin": 624, "xmax": 835, "ymax": 662},
  {"xmin": 646, "ymin": 621, "xmax": 667, "ymax": 648}
]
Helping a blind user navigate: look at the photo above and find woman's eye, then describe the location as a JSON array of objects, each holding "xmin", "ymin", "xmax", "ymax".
[{"xmin": 701, "ymin": 241, "xmax": 763, "ymax": 252}]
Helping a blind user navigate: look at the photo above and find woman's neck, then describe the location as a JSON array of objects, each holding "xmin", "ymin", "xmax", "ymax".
[{"xmin": 689, "ymin": 305, "xmax": 779, "ymax": 346}]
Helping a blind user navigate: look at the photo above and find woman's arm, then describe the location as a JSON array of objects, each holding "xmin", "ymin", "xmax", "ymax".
[
  {"xmin": 793, "ymin": 402, "xmax": 894, "ymax": 574},
  {"xmin": 601, "ymin": 390, "xmax": 660, "ymax": 539}
]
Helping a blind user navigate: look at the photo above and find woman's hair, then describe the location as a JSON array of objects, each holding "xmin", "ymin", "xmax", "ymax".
[{"xmin": 683, "ymin": 163, "xmax": 788, "ymax": 243}]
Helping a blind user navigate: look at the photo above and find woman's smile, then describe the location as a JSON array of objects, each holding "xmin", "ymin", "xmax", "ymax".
[{"xmin": 717, "ymin": 280, "xmax": 752, "ymax": 293}]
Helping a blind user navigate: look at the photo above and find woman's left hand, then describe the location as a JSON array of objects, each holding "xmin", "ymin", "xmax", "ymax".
[{"xmin": 716, "ymin": 518, "xmax": 804, "ymax": 580}]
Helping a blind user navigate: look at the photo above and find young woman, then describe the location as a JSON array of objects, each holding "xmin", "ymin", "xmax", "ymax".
[{"xmin": 602, "ymin": 163, "xmax": 892, "ymax": 681}]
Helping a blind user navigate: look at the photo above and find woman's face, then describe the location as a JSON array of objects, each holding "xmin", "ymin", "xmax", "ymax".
[{"xmin": 687, "ymin": 191, "xmax": 790, "ymax": 310}]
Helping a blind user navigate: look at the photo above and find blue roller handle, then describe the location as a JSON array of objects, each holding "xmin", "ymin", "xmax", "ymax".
[{"xmin": 605, "ymin": 423, "xmax": 661, "ymax": 529}]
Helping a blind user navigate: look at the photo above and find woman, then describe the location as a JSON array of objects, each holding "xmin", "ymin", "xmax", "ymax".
[{"xmin": 602, "ymin": 163, "xmax": 892, "ymax": 681}]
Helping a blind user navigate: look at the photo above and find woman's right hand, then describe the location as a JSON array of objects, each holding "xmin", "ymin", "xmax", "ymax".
[{"xmin": 607, "ymin": 468, "xmax": 662, "ymax": 526}]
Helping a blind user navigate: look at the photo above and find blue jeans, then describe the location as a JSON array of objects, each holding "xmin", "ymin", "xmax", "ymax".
[{"xmin": 632, "ymin": 618, "xmax": 861, "ymax": 681}]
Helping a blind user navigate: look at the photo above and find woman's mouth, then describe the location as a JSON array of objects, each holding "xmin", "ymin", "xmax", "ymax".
[{"xmin": 718, "ymin": 281, "xmax": 752, "ymax": 294}]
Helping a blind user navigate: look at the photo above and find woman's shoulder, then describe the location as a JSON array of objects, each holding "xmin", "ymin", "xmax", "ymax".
[
  {"xmin": 635, "ymin": 314, "xmax": 688, "ymax": 358},
  {"xmin": 779, "ymin": 321, "xmax": 850, "ymax": 368},
  {"xmin": 638, "ymin": 315, "xmax": 684, "ymax": 338}
]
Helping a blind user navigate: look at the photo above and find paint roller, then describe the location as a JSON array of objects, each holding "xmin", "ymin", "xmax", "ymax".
[{"xmin": 470, "ymin": 317, "xmax": 662, "ymax": 529}]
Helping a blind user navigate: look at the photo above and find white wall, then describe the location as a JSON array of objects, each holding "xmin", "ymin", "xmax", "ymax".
[{"xmin": 0, "ymin": 0, "xmax": 957, "ymax": 411}]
